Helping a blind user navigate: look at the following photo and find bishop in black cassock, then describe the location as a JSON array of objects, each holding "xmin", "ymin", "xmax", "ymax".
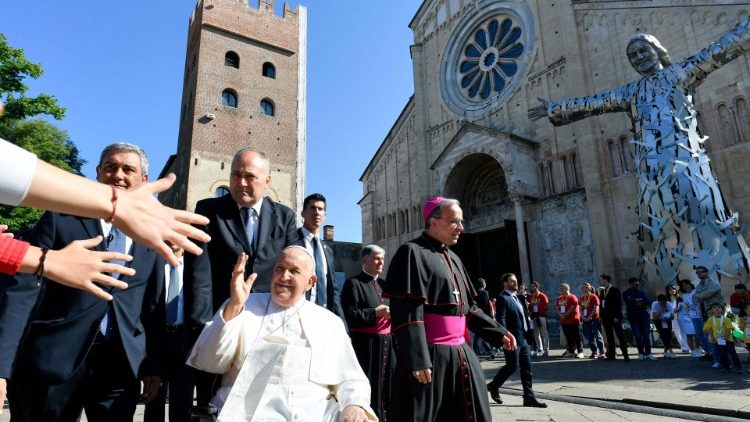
[
  {"xmin": 382, "ymin": 197, "xmax": 515, "ymax": 422},
  {"xmin": 341, "ymin": 244, "xmax": 395, "ymax": 422}
]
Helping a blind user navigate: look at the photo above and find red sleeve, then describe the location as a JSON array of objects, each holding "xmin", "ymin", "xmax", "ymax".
[
  {"xmin": 0, "ymin": 236, "xmax": 30, "ymax": 275},
  {"xmin": 591, "ymin": 294, "xmax": 600, "ymax": 318}
]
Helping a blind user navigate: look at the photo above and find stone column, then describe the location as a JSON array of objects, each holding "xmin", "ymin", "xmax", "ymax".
[{"xmin": 510, "ymin": 192, "xmax": 532, "ymax": 284}]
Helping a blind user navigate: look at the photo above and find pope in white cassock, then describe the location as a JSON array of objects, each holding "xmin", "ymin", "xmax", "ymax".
[{"xmin": 188, "ymin": 246, "xmax": 377, "ymax": 421}]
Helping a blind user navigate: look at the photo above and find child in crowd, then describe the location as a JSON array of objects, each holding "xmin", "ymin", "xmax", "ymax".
[
  {"xmin": 704, "ymin": 303, "xmax": 744, "ymax": 373},
  {"xmin": 652, "ymin": 294, "xmax": 677, "ymax": 359}
]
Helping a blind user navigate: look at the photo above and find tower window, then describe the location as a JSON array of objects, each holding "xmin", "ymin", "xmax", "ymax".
[
  {"xmin": 222, "ymin": 89, "xmax": 238, "ymax": 108},
  {"xmin": 260, "ymin": 99, "xmax": 275, "ymax": 116},
  {"xmin": 215, "ymin": 186, "xmax": 230, "ymax": 197},
  {"xmin": 225, "ymin": 51, "xmax": 239, "ymax": 68},
  {"xmin": 262, "ymin": 62, "xmax": 276, "ymax": 79}
]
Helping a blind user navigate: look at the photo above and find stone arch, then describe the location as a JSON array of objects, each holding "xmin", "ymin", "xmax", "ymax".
[{"xmin": 442, "ymin": 153, "xmax": 509, "ymax": 223}]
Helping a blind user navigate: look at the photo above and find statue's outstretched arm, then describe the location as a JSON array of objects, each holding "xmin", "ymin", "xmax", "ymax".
[
  {"xmin": 541, "ymin": 85, "xmax": 633, "ymax": 127},
  {"xmin": 684, "ymin": 15, "xmax": 750, "ymax": 87}
]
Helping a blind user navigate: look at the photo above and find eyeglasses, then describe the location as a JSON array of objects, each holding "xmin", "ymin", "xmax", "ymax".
[{"xmin": 434, "ymin": 217, "xmax": 466, "ymax": 227}]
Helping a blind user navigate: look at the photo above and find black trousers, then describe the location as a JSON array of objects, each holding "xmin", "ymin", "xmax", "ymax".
[
  {"xmin": 10, "ymin": 336, "xmax": 140, "ymax": 422},
  {"xmin": 601, "ymin": 315, "xmax": 630, "ymax": 358},
  {"xmin": 490, "ymin": 341, "xmax": 535, "ymax": 399},
  {"xmin": 561, "ymin": 323, "xmax": 583, "ymax": 353},
  {"xmin": 144, "ymin": 326, "xmax": 195, "ymax": 422}
]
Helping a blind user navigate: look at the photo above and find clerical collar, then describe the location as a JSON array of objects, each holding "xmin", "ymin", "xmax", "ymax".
[
  {"xmin": 236, "ymin": 196, "xmax": 263, "ymax": 217},
  {"xmin": 362, "ymin": 269, "xmax": 380, "ymax": 280},
  {"xmin": 421, "ymin": 232, "xmax": 447, "ymax": 251}
]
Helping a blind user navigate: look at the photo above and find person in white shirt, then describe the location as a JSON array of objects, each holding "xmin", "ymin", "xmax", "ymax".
[{"xmin": 188, "ymin": 246, "xmax": 376, "ymax": 421}]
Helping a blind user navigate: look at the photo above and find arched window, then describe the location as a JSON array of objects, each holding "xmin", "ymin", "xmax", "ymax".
[
  {"xmin": 262, "ymin": 62, "xmax": 276, "ymax": 79},
  {"xmin": 221, "ymin": 89, "xmax": 238, "ymax": 108},
  {"xmin": 619, "ymin": 136, "xmax": 633, "ymax": 172},
  {"xmin": 608, "ymin": 139, "xmax": 621, "ymax": 177},
  {"xmin": 215, "ymin": 186, "xmax": 230, "ymax": 197},
  {"xmin": 560, "ymin": 156, "xmax": 569, "ymax": 191},
  {"xmin": 260, "ymin": 99, "xmax": 275, "ymax": 116},
  {"xmin": 570, "ymin": 152, "xmax": 581, "ymax": 188},
  {"xmin": 734, "ymin": 97, "xmax": 750, "ymax": 142},
  {"xmin": 545, "ymin": 161, "xmax": 555, "ymax": 194},
  {"xmin": 225, "ymin": 51, "xmax": 239, "ymax": 68},
  {"xmin": 717, "ymin": 103, "xmax": 737, "ymax": 146}
]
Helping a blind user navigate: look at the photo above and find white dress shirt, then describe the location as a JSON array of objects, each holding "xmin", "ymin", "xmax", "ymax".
[
  {"xmin": 0, "ymin": 138, "xmax": 37, "ymax": 206},
  {"xmin": 299, "ymin": 227, "xmax": 328, "ymax": 304}
]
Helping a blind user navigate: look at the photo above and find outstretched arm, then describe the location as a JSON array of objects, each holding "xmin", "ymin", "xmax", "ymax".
[
  {"xmin": 683, "ymin": 15, "xmax": 750, "ymax": 88},
  {"xmin": 544, "ymin": 85, "xmax": 634, "ymax": 127}
]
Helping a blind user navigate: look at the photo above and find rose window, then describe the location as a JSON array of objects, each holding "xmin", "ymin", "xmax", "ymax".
[
  {"xmin": 460, "ymin": 18, "xmax": 524, "ymax": 100},
  {"xmin": 440, "ymin": 3, "xmax": 534, "ymax": 117}
]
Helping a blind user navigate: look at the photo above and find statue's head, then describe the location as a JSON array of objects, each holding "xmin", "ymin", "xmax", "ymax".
[{"xmin": 626, "ymin": 34, "xmax": 671, "ymax": 76}]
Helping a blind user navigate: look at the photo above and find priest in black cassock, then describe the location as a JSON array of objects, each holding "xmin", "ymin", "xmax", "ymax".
[
  {"xmin": 382, "ymin": 196, "xmax": 517, "ymax": 422},
  {"xmin": 341, "ymin": 244, "xmax": 396, "ymax": 422}
]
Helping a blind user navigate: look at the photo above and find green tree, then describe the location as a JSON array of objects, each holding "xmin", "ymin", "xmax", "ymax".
[
  {"xmin": 0, "ymin": 33, "xmax": 65, "ymax": 121},
  {"xmin": 0, "ymin": 33, "xmax": 80, "ymax": 232},
  {"xmin": 0, "ymin": 119, "xmax": 86, "ymax": 232}
]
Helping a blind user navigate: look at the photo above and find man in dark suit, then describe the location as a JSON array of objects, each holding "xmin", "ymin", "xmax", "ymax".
[
  {"xmin": 0, "ymin": 142, "xmax": 165, "ymax": 421},
  {"xmin": 487, "ymin": 273, "xmax": 546, "ymax": 408},
  {"xmin": 599, "ymin": 274, "xmax": 631, "ymax": 361},
  {"xmin": 291, "ymin": 193, "xmax": 344, "ymax": 319},
  {"xmin": 186, "ymin": 147, "xmax": 297, "ymax": 407},
  {"xmin": 144, "ymin": 246, "xmax": 194, "ymax": 422}
]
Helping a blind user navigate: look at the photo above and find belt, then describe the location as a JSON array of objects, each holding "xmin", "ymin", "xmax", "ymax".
[{"xmin": 165, "ymin": 323, "xmax": 184, "ymax": 333}]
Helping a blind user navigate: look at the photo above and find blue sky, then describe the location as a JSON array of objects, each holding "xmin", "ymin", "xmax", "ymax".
[{"xmin": 2, "ymin": 0, "xmax": 422, "ymax": 242}]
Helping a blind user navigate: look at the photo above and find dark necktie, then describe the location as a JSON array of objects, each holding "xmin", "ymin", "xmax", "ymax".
[
  {"xmin": 166, "ymin": 264, "xmax": 181, "ymax": 324},
  {"xmin": 242, "ymin": 207, "xmax": 257, "ymax": 254},
  {"xmin": 511, "ymin": 294, "xmax": 528, "ymax": 331},
  {"xmin": 313, "ymin": 237, "xmax": 327, "ymax": 307},
  {"xmin": 100, "ymin": 226, "xmax": 126, "ymax": 337}
]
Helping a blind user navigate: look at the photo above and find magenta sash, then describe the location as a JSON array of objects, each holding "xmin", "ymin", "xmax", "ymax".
[
  {"xmin": 424, "ymin": 314, "xmax": 465, "ymax": 345},
  {"xmin": 349, "ymin": 317, "xmax": 391, "ymax": 335}
]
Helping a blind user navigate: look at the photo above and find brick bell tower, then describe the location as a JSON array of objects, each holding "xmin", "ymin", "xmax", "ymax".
[{"xmin": 160, "ymin": 0, "xmax": 307, "ymax": 213}]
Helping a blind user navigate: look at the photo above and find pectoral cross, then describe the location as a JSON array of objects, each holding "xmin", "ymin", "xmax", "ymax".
[{"xmin": 453, "ymin": 289, "xmax": 460, "ymax": 301}]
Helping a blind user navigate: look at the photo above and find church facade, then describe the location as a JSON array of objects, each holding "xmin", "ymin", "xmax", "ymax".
[
  {"xmin": 360, "ymin": 0, "xmax": 750, "ymax": 295},
  {"xmin": 160, "ymin": 0, "xmax": 307, "ymax": 213}
]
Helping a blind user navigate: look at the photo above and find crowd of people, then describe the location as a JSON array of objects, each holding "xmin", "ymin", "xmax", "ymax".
[
  {"xmin": 479, "ymin": 270, "xmax": 750, "ymax": 375},
  {"xmin": 0, "ymin": 122, "xmax": 523, "ymax": 422},
  {"xmin": 1, "ymin": 106, "xmax": 749, "ymax": 421}
]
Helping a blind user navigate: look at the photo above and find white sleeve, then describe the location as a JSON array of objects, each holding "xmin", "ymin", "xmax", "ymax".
[{"xmin": 0, "ymin": 138, "xmax": 38, "ymax": 205}]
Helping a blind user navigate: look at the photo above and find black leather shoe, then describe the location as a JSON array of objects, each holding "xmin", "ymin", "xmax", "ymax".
[
  {"xmin": 487, "ymin": 383, "xmax": 503, "ymax": 404},
  {"xmin": 523, "ymin": 398, "xmax": 547, "ymax": 408}
]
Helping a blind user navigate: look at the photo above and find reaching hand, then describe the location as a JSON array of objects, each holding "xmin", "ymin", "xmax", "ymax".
[
  {"xmin": 223, "ymin": 253, "xmax": 257, "ymax": 321},
  {"xmin": 44, "ymin": 236, "xmax": 132, "ymax": 301},
  {"xmin": 502, "ymin": 332, "xmax": 517, "ymax": 351},
  {"xmin": 528, "ymin": 97, "xmax": 549, "ymax": 120},
  {"xmin": 113, "ymin": 173, "xmax": 211, "ymax": 266}
]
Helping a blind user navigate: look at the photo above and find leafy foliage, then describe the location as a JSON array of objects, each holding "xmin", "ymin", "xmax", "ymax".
[{"xmin": 0, "ymin": 33, "xmax": 65, "ymax": 121}]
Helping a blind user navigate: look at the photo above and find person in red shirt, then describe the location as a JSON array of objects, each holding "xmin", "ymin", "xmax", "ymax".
[
  {"xmin": 580, "ymin": 283, "xmax": 605, "ymax": 359},
  {"xmin": 730, "ymin": 284, "xmax": 750, "ymax": 316},
  {"xmin": 557, "ymin": 283, "xmax": 584, "ymax": 358},
  {"xmin": 529, "ymin": 281, "xmax": 550, "ymax": 356}
]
